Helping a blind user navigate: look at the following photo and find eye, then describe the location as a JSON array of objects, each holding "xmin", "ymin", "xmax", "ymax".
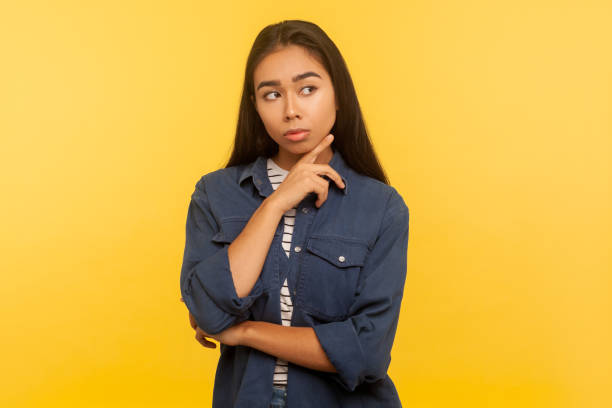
[
  {"xmin": 263, "ymin": 86, "xmax": 317, "ymax": 101},
  {"xmin": 263, "ymin": 91, "xmax": 281, "ymax": 101},
  {"xmin": 302, "ymin": 85, "xmax": 317, "ymax": 95}
]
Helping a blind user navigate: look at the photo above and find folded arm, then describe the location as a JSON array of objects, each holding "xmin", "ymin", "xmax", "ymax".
[{"xmin": 240, "ymin": 321, "xmax": 337, "ymax": 373}]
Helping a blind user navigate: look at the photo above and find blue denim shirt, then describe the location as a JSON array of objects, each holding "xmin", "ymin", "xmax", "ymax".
[{"xmin": 180, "ymin": 149, "xmax": 410, "ymax": 407}]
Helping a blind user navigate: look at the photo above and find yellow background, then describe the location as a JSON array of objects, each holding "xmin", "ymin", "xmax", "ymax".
[{"xmin": 1, "ymin": 0, "xmax": 610, "ymax": 407}]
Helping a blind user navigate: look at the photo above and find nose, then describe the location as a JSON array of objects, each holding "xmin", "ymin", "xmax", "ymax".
[{"xmin": 284, "ymin": 92, "xmax": 301, "ymax": 120}]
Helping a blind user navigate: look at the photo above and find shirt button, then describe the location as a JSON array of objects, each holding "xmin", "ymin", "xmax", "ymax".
[
  {"xmin": 338, "ymin": 255, "xmax": 345, "ymax": 262},
  {"xmin": 294, "ymin": 246, "xmax": 301, "ymax": 252},
  {"xmin": 302, "ymin": 207, "xmax": 309, "ymax": 214}
]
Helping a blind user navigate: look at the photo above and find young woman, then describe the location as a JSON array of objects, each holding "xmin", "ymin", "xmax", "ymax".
[{"xmin": 180, "ymin": 20, "xmax": 410, "ymax": 408}]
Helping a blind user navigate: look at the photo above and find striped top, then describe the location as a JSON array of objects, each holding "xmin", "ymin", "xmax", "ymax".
[{"xmin": 267, "ymin": 157, "xmax": 296, "ymax": 389}]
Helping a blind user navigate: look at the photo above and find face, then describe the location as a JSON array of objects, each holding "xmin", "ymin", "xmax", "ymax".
[{"xmin": 251, "ymin": 44, "xmax": 339, "ymax": 169}]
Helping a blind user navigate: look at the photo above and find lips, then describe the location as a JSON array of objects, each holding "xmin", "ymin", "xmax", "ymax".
[
  {"xmin": 284, "ymin": 129, "xmax": 309, "ymax": 142},
  {"xmin": 285, "ymin": 128, "xmax": 309, "ymax": 135}
]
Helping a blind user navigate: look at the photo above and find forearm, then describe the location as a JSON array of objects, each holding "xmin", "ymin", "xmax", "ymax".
[
  {"xmin": 228, "ymin": 196, "xmax": 284, "ymax": 297},
  {"xmin": 240, "ymin": 321, "xmax": 337, "ymax": 373}
]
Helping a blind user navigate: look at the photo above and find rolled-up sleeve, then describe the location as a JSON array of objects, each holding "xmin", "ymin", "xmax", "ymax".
[
  {"xmin": 313, "ymin": 189, "xmax": 410, "ymax": 392},
  {"xmin": 179, "ymin": 177, "xmax": 264, "ymax": 334}
]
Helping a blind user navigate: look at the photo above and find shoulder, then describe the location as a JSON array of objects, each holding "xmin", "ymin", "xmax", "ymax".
[
  {"xmin": 193, "ymin": 164, "xmax": 249, "ymax": 194},
  {"xmin": 187, "ymin": 163, "xmax": 255, "ymax": 226},
  {"xmin": 340, "ymin": 170, "xmax": 409, "ymax": 246},
  {"xmin": 348, "ymin": 170, "xmax": 409, "ymax": 217}
]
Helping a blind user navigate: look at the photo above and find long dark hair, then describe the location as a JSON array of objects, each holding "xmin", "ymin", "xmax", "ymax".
[{"xmin": 224, "ymin": 19, "xmax": 389, "ymax": 185}]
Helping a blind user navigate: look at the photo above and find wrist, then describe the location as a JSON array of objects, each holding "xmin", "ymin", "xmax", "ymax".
[{"xmin": 262, "ymin": 195, "xmax": 286, "ymax": 217}]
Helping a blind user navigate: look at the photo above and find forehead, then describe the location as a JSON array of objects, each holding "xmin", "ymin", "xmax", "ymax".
[{"xmin": 253, "ymin": 45, "xmax": 329, "ymax": 83}]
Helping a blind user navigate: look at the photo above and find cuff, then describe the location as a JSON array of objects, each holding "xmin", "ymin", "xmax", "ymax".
[
  {"xmin": 194, "ymin": 245, "xmax": 264, "ymax": 316},
  {"xmin": 313, "ymin": 318, "xmax": 366, "ymax": 392}
]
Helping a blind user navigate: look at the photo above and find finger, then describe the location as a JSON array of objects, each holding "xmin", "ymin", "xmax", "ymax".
[
  {"xmin": 299, "ymin": 134, "xmax": 334, "ymax": 165},
  {"xmin": 195, "ymin": 327, "xmax": 218, "ymax": 347},
  {"xmin": 180, "ymin": 297, "xmax": 184, "ymax": 302},
  {"xmin": 188, "ymin": 312, "xmax": 197, "ymax": 330},
  {"xmin": 306, "ymin": 163, "xmax": 345, "ymax": 190},
  {"xmin": 195, "ymin": 332, "xmax": 217, "ymax": 348},
  {"xmin": 310, "ymin": 175, "xmax": 329, "ymax": 208},
  {"xmin": 199, "ymin": 335, "xmax": 217, "ymax": 348}
]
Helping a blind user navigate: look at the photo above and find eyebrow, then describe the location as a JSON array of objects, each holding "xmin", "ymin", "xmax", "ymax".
[{"xmin": 256, "ymin": 71, "xmax": 322, "ymax": 91}]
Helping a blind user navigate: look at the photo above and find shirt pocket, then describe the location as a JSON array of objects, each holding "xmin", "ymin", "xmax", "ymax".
[
  {"xmin": 297, "ymin": 235, "xmax": 369, "ymax": 321},
  {"xmin": 210, "ymin": 217, "xmax": 250, "ymax": 244}
]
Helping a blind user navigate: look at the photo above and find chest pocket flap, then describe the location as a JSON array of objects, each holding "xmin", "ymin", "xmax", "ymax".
[
  {"xmin": 211, "ymin": 218, "xmax": 249, "ymax": 244},
  {"xmin": 306, "ymin": 235, "xmax": 369, "ymax": 267}
]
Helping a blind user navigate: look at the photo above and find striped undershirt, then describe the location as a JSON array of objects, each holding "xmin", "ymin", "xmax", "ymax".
[{"xmin": 267, "ymin": 157, "xmax": 296, "ymax": 389}]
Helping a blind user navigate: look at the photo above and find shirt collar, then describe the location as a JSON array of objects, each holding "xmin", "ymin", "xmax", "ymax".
[{"xmin": 239, "ymin": 148, "xmax": 349, "ymax": 196}]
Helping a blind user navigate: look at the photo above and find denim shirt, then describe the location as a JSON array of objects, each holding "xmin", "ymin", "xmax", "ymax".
[{"xmin": 180, "ymin": 149, "xmax": 410, "ymax": 407}]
